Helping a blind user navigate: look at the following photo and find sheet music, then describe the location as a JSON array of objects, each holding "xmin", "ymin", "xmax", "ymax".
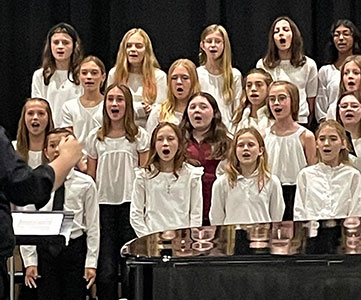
[{"xmin": 12, "ymin": 212, "xmax": 64, "ymax": 236}]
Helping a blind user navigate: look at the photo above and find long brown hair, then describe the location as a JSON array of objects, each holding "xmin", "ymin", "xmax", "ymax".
[
  {"xmin": 145, "ymin": 122, "xmax": 187, "ymax": 178},
  {"xmin": 96, "ymin": 83, "xmax": 139, "ymax": 142},
  {"xmin": 41, "ymin": 23, "xmax": 83, "ymax": 85},
  {"xmin": 263, "ymin": 16, "xmax": 306, "ymax": 69},
  {"xmin": 199, "ymin": 24, "xmax": 235, "ymax": 104},
  {"xmin": 225, "ymin": 127, "xmax": 270, "ymax": 191},
  {"xmin": 180, "ymin": 92, "xmax": 230, "ymax": 160},
  {"xmin": 159, "ymin": 59, "xmax": 201, "ymax": 122},
  {"xmin": 232, "ymin": 68, "xmax": 273, "ymax": 125},
  {"xmin": 76, "ymin": 55, "xmax": 106, "ymax": 93},
  {"xmin": 112, "ymin": 28, "xmax": 160, "ymax": 104},
  {"xmin": 16, "ymin": 98, "xmax": 54, "ymax": 163}
]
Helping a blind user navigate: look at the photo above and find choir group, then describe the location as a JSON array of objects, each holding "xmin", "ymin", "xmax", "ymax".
[{"xmin": 12, "ymin": 16, "xmax": 361, "ymax": 300}]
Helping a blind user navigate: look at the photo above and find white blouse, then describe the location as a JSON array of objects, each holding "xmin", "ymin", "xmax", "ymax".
[
  {"xmin": 294, "ymin": 163, "xmax": 361, "ymax": 221},
  {"xmin": 130, "ymin": 163, "xmax": 203, "ymax": 237},
  {"xmin": 145, "ymin": 104, "xmax": 184, "ymax": 135},
  {"xmin": 210, "ymin": 173, "xmax": 284, "ymax": 225},
  {"xmin": 31, "ymin": 68, "xmax": 83, "ymax": 127},
  {"xmin": 197, "ymin": 66, "xmax": 243, "ymax": 132},
  {"xmin": 230, "ymin": 105, "xmax": 273, "ymax": 136},
  {"xmin": 315, "ymin": 64, "xmax": 340, "ymax": 122},
  {"xmin": 264, "ymin": 126, "xmax": 308, "ymax": 185},
  {"xmin": 107, "ymin": 68, "xmax": 168, "ymax": 128},
  {"xmin": 61, "ymin": 97, "xmax": 103, "ymax": 145},
  {"xmin": 256, "ymin": 57, "xmax": 318, "ymax": 124},
  {"xmin": 86, "ymin": 126, "xmax": 150, "ymax": 205}
]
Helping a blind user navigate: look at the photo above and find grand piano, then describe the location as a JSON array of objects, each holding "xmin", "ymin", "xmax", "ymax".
[{"xmin": 122, "ymin": 218, "xmax": 361, "ymax": 300}]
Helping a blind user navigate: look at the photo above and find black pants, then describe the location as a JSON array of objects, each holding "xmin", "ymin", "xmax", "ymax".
[
  {"xmin": 37, "ymin": 234, "xmax": 87, "ymax": 300},
  {"xmin": 0, "ymin": 257, "xmax": 9, "ymax": 300},
  {"xmin": 96, "ymin": 203, "xmax": 136, "ymax": 300},
  {"xmin": 282, "ymin": 185, "xmax": 296, "ymax": 221}
]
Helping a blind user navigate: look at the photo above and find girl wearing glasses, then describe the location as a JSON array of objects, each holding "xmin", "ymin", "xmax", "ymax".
[{"xmin": 265, "ymin": 80, "xmax": 316, "ymax": 220}]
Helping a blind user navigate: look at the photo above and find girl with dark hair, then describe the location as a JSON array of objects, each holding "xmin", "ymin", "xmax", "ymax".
[
  {"xmin": 180, "ymin": 92, "xmax": 230, "ymax": 225},
  {"xmin": 86, "ymin": 83, "xmax": 149, "ymax": 300},
  {"xmin": 108, "ymin": 28, "xmax": 167, "ymax": 128},
  {"xmin": 231, "ymin": 68, "xmax": 274, "ymax": 134},
  {"xmin": 130, "ymin": 122, "xmax": 203, "ymax": 237},
  {"xmin": 31, "ymin": 23, "xmax": 83, "ymax": 127},
  {"xmin": 197, "ymin": 24, "xmax": 243, "ymax": 131},
  {"xmin": 210, "ymin": 127, "xmax": 284, "ymax": 225},
  {"xmin": 316, "ymin": 19, "xmax": 361, "ymax": 122},
  {"xmin": 257, "ymin": 16, "xmax": 318, "ymax": 127}
]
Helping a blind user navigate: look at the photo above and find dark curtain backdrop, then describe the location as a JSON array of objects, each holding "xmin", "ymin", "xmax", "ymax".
[{"xmin": 1, "ymin": 0, "xmax": 361, "ymax": 138}]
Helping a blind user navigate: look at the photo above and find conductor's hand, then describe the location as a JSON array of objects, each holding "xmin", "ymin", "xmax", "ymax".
[
  {"xmin": 57, "ymin": 135, "xmax": 83, "ymax": 166},
  {"xmin": 25, "ymin": 265, "xmax": 38, "ymax": 288},
  {"xmin": 84, "ymin": 267, "xmax": 96, "ymax": 289}
]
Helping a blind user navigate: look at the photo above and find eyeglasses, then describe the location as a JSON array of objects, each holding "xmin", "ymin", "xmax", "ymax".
[
  {"xmin": 268, "ymin": 94, "xmax": 289, "ymax": 103},
  {"xmin": 339, "ymin": 103, "xmax": 361, "ymax": 110}
]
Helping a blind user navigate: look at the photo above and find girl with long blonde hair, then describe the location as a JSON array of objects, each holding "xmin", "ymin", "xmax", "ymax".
[
  {"xmin": 108, "ymin": 28, "xmax": 167, "ymax": 127},
  {"xmin": 146, "ymin": 58, "xmax": 201, "ymax": 134},
  {"xmin": 197, "ymin": 24, "xmax": 242, "ymax": 131},
  {"xmin": 210, "ymin": 127, "xmax": 284, "ymax": 225}
]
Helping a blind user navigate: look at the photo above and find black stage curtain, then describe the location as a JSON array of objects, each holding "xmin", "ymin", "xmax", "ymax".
[{"xmin": 1, "ymin": 0, "xmax": 361, "ymax": 138}]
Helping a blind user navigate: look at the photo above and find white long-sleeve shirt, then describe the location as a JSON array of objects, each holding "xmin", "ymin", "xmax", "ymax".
[
  {"xmin": 197, "ymin": 66, "xmax": 243, "ymax": 132},
  {"xmin": 209, "ymin": 173, "xmax": 285, "ymax": 225},
  {"xmin": 294, "ymin": 163, "xmax": 361, "ymax": 221},
  {"xmin": 107, "ymin": 68, "xmax": 168, "ymax": 128},
  {"xmin": 31, "ymin": 68, "xmax": 82, "ymax": 127},
  {"xmin": 22, "ymin": 169, "xmax": 100, "ymax": 269},
  {"xmin": 315, "ymin": 64, "xmax": 340, "ymax": 122},
  {"xmin": 130, "ymin": 163, "xmax": 203, "ymax": 237}
]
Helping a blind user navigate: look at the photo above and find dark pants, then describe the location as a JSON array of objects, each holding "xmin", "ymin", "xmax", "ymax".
[
  {"xmin": 37, "ymin": 234, "xmax": 87, "ymax": 300},
  {"xmin": 282, "ymin": 185, "xmax": 296, "ymax": 221},
  {"xmin": 0, "ymin": 257, "xmax": 9, "ymax": 300},
  {"xmin": 96, "ymin": 203, "xmax": 136, "ymax": 300}
]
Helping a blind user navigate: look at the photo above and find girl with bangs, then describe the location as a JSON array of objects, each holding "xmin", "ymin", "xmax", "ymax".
[
  {"xmin": 197, "ymin": 24, "xmax": 243, "ymax": 131},
  {"xmin": 265, "ymin": 81, "xmax": 316, "ymax": 220},
  {"xmin": 32, "ymin": 23, "xmax": 83, "ymax": 127},
  {"xmin": 108, "ymin": 28, "xmax": 167, "ymax": 128},
  {"xmin": 146, "ymin": 58, "xmax": 201, "ymax": 134},
  {"xmin": 294, "ymin": 120, "xmax": 361, "ymax": 221},
  {"xmin": 316, "ymin": 19, "xmax": 361, "ymax": 122},
  {"xmin": 130, "ymin": 122, "xmax": 203, "ymax": 237},
  {"xmin": 61, "ymin": 55, "xmax": 106, "ymax": 145},
  {"xmin": 181, "ymin": 92, "xmax": 230, "ymax": 225},
  {"xmin": 257, "ymin": 16, "xmax": 318, "ymax": 128},
  {"xmin": 86, "ymin": 83, "xmax": 150, "ymax": 300},
  {"xmin": 210, "ymin": 127, "xmax": 284, "ymax": 225},
  {"xmin": 327, "ymin": 55, "xmax": 361, "ymax": 119},
  {"xmin": 231, "ymin": 68, "xmax": 274, "ymax": 135}
]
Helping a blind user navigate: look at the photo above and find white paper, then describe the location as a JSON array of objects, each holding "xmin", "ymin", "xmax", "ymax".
[{"xmin": 12, "ymin": 212, "xmax": 64, "ymax": 236}]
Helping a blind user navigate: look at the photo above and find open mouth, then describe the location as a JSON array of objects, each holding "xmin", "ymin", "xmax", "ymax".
[
  {"xmin": 210, "ymin": 49, "xmax": 218, "ymax": 53},
  {"xmin": 250, "ymin": 93, "xmax": 259, "ymax": 98},
  {"xmin": 31, "ymin": 123, "xmax": 40, "ymax": 128},
  {"xmin": 242, "ymin": 153, "xmax": 251, "ymax": 158},
  {"xmin": 280, "ymin": 38, "xmax": 286, "ymax": 44},
  {"xmin": 176, "ymin": 87, "xmax": 184, "ymax": 92},
  {"xmin": 162, "ymin": 149, "xmax": 170, "ymax": 155},
  {"xmin": 345, "ymin": 112, "xmax": 354, "ymax": 118},
  {"xmin": 323, "ymin": 149, "xmax": 332, "ymax": 153},
  {"xmin": 194, "ymin": 116, "xmax": 202, "ymax": 121},
  {"xmin": 338, "ymin": 43, "xmax": 347, "ymax": 47},
  {"xmin": 111, "ymin": 109, "xmax": 119, "ymax": 113},
  {"xmin": 274, "ymin": 108, "xmax": 282, "ymax": 113},
  {"xmin": 129, "ymin": 53, "xmax": 138, "ymax": 58},
  {"xmin": 348, "ymin": 81, "xmax": 356, "ymax": 87},
  {"xmin": 57, "ymin": 51, "xmax": 65, "ymax": 55}
]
